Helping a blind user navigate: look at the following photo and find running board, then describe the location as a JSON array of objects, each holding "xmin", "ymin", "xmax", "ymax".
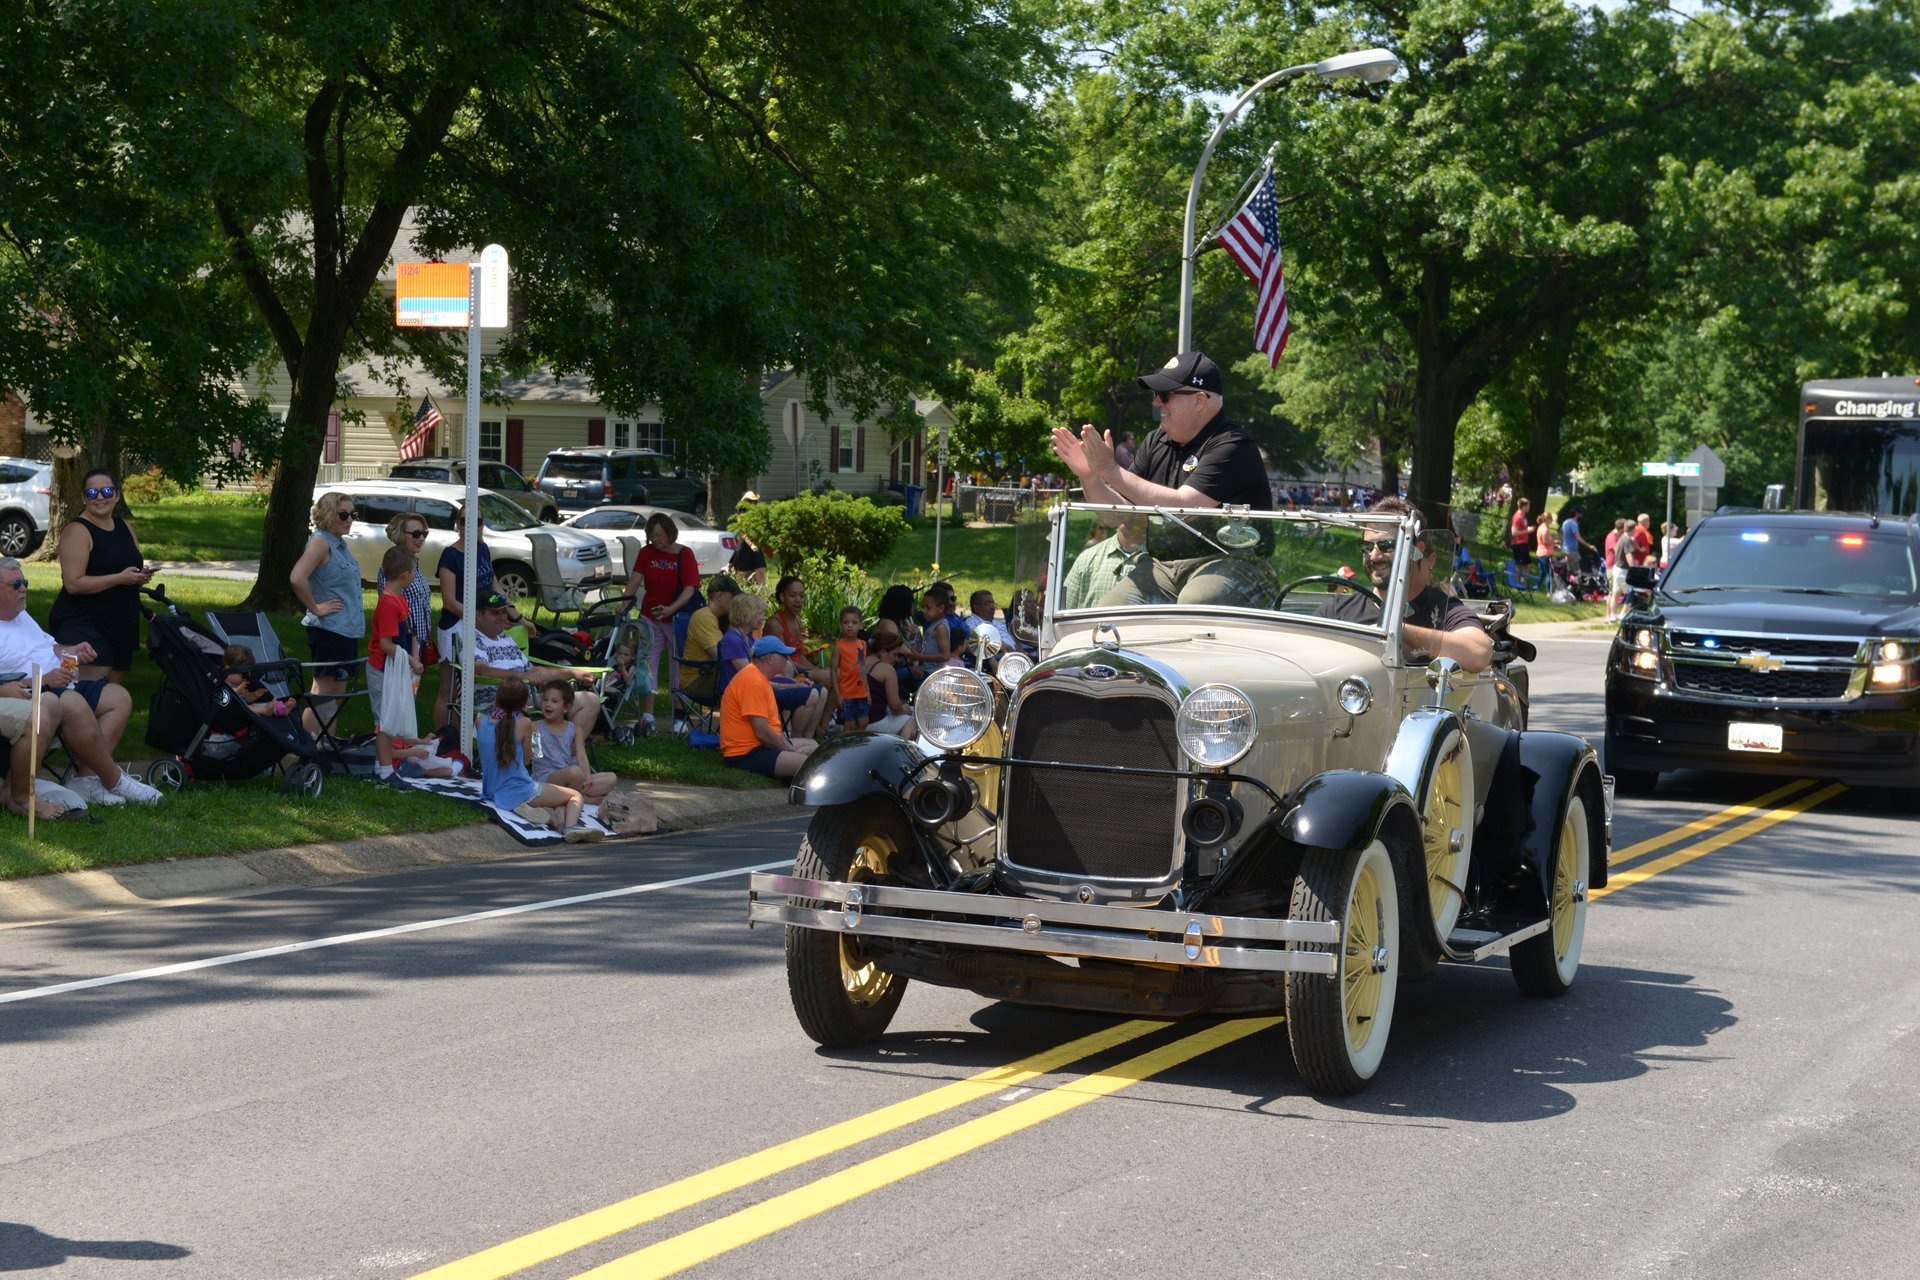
[{"xmin": 1443, "ymin": 918, "xmax": 1552, "ymax": 963}]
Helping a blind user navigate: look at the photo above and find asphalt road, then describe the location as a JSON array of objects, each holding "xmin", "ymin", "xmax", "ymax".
[{"xmin": 4, "ymin": 635, "xmax": 1918, "ymax": 1279}]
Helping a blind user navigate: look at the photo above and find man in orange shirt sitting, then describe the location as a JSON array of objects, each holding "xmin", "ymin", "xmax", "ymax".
[{"xmin": 721, "ymin": 635, "xmax": 819, "ymax": 778}]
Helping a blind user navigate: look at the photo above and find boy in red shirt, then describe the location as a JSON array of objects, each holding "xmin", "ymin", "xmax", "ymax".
[
  {"xmin": 369, "ymin": 546, "xmax": 424, "ymax": 778},
  {"xmin": 833, "ymin": 606, "xmax": 869, "ymax": 731}
]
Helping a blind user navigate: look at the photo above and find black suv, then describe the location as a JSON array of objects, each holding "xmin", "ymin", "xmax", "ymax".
[
  {"xmin": 533, "ymin": 447, "xmax": 705, "ymax": 515},
  {"xmin": 1606, "ymin": 510, "xmax": 1920, "ymax": 793},
  {"xmin": 385, "ymin": 458, "xmax": 558, "ymax": 523}
]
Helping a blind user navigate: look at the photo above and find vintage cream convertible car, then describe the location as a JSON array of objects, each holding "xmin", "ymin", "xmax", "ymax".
[{"xmin": 749, "ymin": 505, "xmax": 1609, "ymax": 1094}]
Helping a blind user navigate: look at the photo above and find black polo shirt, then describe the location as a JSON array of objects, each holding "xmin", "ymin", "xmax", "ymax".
[{"xmin": 1129, "ymin": 415, "xmax": 1272, "ymax": 508}]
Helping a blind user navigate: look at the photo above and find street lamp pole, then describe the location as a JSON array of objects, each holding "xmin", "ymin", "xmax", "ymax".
[{"xmin": 1176, "ymin": 48, "xmax": 1401, "ymax": 352}]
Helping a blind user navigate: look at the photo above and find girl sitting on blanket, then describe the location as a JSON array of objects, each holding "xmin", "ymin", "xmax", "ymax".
[
  {"xmin": 531, "ymin": 679, "xmax": 617, "ymax": 818},
  {"xmin": 476, "ymin": 678, "xmax": 602, "ymax": 843}
]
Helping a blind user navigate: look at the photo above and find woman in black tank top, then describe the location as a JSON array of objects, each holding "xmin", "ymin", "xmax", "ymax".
[{"xmin": 48, "ymin": 467, "xmax": 153, "ymax": 681}]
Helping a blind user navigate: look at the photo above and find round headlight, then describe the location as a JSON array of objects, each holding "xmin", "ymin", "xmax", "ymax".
[
  {"xmin": 914, "ymin": 668, "xmax": 995, "ymax": 751},
  {"xmin": 1338, "ymin": 676, "xmax": 1373, "ymax": 717},
  {"xmin": 995, "ymin": 652, "xmax": 1032, "ymax": 689},
  {"xmin": 1176, "ymin": 684, "xmax": 1256, "ymax": 769}
]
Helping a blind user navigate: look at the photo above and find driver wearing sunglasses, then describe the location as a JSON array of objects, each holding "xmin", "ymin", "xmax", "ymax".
[{"xmin": 1317, "ymin": 496, "xmax": 1491, "ymax": 672}]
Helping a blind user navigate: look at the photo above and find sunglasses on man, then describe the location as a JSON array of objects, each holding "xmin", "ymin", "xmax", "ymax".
[
  {"xmin": 84, "ymin": 485, "xmax": 118, "ymax": 501},
  {"xmin": 2, "ymin": 578, "xmax": 25, "ymax": 590},
  {"xmin": 1151, "ymin": 388, "xmax": 1205, "ymax": 404},
  {"xmin": 1362, "ymin": 537, "xmax": 1403, "ymax": 556}
]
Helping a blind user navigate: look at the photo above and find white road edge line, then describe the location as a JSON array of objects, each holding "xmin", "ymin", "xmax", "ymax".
[{"xmin": 0, "ymin": 860, "xmax": 789, "ymax": 1006}]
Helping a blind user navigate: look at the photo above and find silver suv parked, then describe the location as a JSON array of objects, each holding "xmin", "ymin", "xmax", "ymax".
[{"xmin": 0, "ymin": 458, "xmax": 51, "ymax": 557}]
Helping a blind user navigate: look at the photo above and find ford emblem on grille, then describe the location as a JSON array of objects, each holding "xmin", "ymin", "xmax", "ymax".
[{"xmin": 1084, "ymin": 664, "xmax": 1118, "ymax": 680}]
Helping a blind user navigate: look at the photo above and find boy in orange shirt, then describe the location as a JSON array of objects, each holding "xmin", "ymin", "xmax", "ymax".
[
  {"xmin": 833, "ymin": 605, "xmax": 869, "ymax": 731},
  {"xmin": 721, "ymin": 636, "xmax": 818, "ymax": 778},
  {"xmin": 369, "ymin": 546, "xmax": 424, "ymax": 779}
]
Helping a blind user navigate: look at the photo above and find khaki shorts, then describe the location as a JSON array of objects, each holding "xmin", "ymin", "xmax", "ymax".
[{"xmin": 0, "ymin": 695, "xmax": 37, "ymax": 741}]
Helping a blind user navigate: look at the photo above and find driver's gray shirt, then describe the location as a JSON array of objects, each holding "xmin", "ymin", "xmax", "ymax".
[{"xmin": 1317, "ymin": 583, "xmax": 1487, "ymax": 639}]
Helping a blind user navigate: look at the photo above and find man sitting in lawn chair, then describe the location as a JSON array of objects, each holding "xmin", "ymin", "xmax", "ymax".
[
  {"xmin": 460, "ymin": 592, "xmax": 606, "ymax": 745},
  {"xmin": 0, "ymin": 558, "xmax": 162, "ymax": 809}
]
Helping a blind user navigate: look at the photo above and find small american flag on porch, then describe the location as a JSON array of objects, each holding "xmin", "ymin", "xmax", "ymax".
[
  {"xmin": 399, "ymin": 394, "xmax": 441, "ymax": 460},
  {"xmin": 1218, "ymin": 165, "xmax": 1291, "ymax": 366}
]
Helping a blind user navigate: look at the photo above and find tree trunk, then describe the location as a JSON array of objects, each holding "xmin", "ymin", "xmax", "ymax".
[
  {"xmin": 33, "ymin": 420, "xmax": 123, "ymax": 563},
  {"xmin": 1408, "ymin": 359, "xmax": 1467, "ymax": 531},
  {"xmin": 1377, "ymin": 441, "xmax": 1400, "ymax": 499},
  {"xmin": 246, "ymin": 375, "xmax": 338, "ymax": 612}
]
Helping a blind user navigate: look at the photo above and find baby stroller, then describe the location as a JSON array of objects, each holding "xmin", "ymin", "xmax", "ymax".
[
  {"xmin": 140, "ymin": 588, "xmax": 343, "ymax": 796},
  {"xmin": 530, "ymin": 594, "xmax": 655, "ymax": 744}
]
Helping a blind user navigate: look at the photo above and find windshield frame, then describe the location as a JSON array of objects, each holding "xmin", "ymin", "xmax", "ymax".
[{"xmin": 1038, "ymin": 501, "xmax": 1417, "ymax": 655}]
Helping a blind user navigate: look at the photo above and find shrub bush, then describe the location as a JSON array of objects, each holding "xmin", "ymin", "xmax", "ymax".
[
  {"xmin": 730, "ymin": 492, "xmax": 909, "ymax": 574},
  {"xmin": 119, "ymin": 467, "xmax": 187, "ymax": 504},
  {"xmin": 796, "ymin": 553, "xmax": 882, "ymax": 645}
]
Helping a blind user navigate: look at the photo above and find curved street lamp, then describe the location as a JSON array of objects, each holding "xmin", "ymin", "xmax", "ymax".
[{"xmin": 1176, "ymin": 47, "xmax": 1401, "ymax": 352}]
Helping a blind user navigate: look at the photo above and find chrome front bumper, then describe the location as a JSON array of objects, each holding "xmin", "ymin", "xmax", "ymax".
[{"xmin": 747, "ymin": 874, "xmax": 1341, "ymax": 976}]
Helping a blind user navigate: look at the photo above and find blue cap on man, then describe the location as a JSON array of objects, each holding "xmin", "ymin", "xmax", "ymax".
[{"xmin": 751, "ymin": 635, "xmax": 796, "ymax": 657}]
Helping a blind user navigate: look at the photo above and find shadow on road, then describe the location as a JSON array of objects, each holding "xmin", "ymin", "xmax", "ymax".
[
  {"xmin": 813, "ymin": 961, "xmax": 1736, "ymax": 1126},
  {"xmin": 0, "ymin": 1222, "xmax": 190, "ymax": 1271}
]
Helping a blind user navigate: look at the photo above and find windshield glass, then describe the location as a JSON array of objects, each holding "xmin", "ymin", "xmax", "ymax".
[
  {"xmin": 1025, "ymin": 504, "xmax": 1409, "ymax": 630},
  {"xmin": 542, "ymin": 457, "xmax": 604, "ymax": 481},
  {"xmin": 1663, "ymin": 522, "xmax": 1920, "ymax": 599},
  {"xmin": 479, "ymin": 493, "xmax": 537, "ymax": 530},
  {"xmin": 1800, "ymin": 418, "xmax": 1920, "ymax": 516}
]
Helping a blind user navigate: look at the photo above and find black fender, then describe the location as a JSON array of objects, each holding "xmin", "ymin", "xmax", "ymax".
[
  {"xmin": 789, "ymin": 731, "xmax": 934, "ymax": 808},
  {"xmin": 1473, "ymin": 730, "xmax": 1608, "ymax": 918},
  {"xmin": 1273, "ymin": 769, "xmax": 1421, "ymax": 857}
]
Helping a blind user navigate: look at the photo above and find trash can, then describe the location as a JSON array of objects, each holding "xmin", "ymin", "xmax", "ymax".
[{"xmin": 903, "ymin": 485, "xmax": 925, "ymax": 517}]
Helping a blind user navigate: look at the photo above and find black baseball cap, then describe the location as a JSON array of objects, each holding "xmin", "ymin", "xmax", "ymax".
[
  {"xmin": 1137, "ymin": 350, "xmax": 1223, "ymax": 394},
  {"xmin": 479, "ymin": 592, "xmax": 511, "ymax": 611}
]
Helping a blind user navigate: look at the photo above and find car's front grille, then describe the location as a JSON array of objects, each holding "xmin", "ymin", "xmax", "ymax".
[
  {"xmin": 1669, "ymin": 631, "xmax": 1859, "ymax": 659},
  {"xmin": 1002, "ymin": 687, "xmax": 1180, "ymax": 882},
  {"xmin": 1671, "ymin": 664, "xmax": 1852, "ymax": 700}
]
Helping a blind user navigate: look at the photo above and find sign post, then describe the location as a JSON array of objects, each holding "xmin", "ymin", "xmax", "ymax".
[
  {"xmin": 397, "ymin": 247, "xmax": 508, "ymax": 755},
  {"xmin": 934, "ymin": 421, "xmax": 950, "ymax": 571},
  {"xmin": 1641, "ymin": 459, "xmax": 1699, "ymax": 552}
]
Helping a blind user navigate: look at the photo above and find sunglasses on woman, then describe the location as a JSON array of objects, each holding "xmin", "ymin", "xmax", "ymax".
[{"xmin": 84, "ymin": 485, "xmax": 118, "ymax": 501}]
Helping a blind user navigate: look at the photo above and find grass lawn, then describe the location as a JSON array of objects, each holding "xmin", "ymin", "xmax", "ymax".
[
  {"xmin": 134, "ymin": 494, "xmax": 266, "ymax": 562},
  {"xmin": 1, "ymin": 778, "xmax": 477, "ymax": 880}
]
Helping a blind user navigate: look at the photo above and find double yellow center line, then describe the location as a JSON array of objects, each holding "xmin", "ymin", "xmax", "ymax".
[{"xmin": 415, "ymin": 778, "xmax": 1843, "ymax": 1280}]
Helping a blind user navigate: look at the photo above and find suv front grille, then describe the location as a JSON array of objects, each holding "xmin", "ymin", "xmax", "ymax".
[
  {"xmin": 575, "ymin": 543, "xmax": 608, "ymax": 563},
  {"xmin": 1002, "ymin": 687, "xmax": 1180, "ymax": 882},
  {"xmin": 1670, "ymin": 631, "xmax": 1858, "ymax": 659},
  {"xmin": 1671, "ymin": 664, "xmax": 1851, "ymax": 700}
]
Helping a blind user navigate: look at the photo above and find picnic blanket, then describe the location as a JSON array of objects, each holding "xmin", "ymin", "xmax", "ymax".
[{"xmin": 388, "ymin": 773, "xmax": 613, "ymax": 847}]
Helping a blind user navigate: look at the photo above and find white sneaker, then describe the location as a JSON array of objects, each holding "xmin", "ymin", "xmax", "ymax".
[
  {"xmin": 110, "ymin": 772, "xmax": 164, "ymax": 805},
  {"xmin": 67, "ymin": 774, "xmax": 126, "ymax": 806}
]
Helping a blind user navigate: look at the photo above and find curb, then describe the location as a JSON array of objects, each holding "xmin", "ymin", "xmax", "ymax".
[{"xmin": 0, "ymin": 782, "xmax": 793, "ymax": 929}]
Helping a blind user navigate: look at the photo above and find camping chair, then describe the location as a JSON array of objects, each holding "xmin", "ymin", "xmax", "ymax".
[
  {"xmin": 209, "ymin": 609, "xmax": 371, "ymax": 766},
  {"xmin": 526, "ymin": 532, "xmax": 590, "ymax": 627},
  {"xmin": 1500, "ymin": 560, "xmax": 1546, "ymax": 603},
  {"xmin": 670, "ymin": 610, "xmax": 721, "ymax": 738}
]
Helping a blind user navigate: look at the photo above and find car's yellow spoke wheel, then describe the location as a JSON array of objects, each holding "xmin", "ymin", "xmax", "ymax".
[
  {"xmin": 787, "ymin": 798, "xmax": 915, "ymax": 1047},
  {"xmin": 839, "ymin": 840, "xmax": 898, "ymax": 1006},
  {"xmin": 1420, "ymin": 734, "xmax": 1473, "ymax": 941},
  {"xmin": 1286, "ymin": 839, "xmax": 1401, "ymax": 1095},
  {"xmin": 1343, "ymin": 862, "xmax": 1386, "ymax": 1052},
  {"xmin": 1513, "ymin": 784, "xmax": 1592, "ymax": 997}
]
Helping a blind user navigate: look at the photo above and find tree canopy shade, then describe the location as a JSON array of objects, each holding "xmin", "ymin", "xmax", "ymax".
[
  {"xmin": 4, "ymin": 0, "xmax": 1053, "ymax": 606},
  {"xmin": 0, "ymin": 3, "xmax": 276, "ymax": 537}
]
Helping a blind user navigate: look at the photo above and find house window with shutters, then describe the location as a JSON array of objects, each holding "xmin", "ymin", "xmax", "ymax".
[
  {"xmin": 478, "ymin": 419, "xmax": 503, "ymax": 462},
  {"xmin": 837, "ymin": 424, "xmax": 857, "ymax": 472}
]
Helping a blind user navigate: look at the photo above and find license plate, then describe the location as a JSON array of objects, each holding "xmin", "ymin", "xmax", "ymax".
[{"xmin": 1728, "ymin": 722, "xmax": 1782, "ymax": 753}]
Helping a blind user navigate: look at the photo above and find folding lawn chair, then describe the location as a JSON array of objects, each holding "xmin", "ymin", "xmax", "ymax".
[{"xmin": 526, "ymin": 532, "xmax": 590, "ymax": 627}]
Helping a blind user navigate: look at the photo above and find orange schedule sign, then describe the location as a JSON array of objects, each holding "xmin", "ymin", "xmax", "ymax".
[{"xmin": 395, "ymin": 262, "xmax": 472, "ymax": 327}]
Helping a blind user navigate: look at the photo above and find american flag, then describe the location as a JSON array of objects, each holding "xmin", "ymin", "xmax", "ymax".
[
  {"xmin": 399, "ymin": 394, "xmax": 441, "ymax": 460},
  {"xmin": 1218, "ymin": 166, "xmax": 1291, "ymax": 366}
]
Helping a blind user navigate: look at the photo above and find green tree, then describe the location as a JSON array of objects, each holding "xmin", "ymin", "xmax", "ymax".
[{"xmin": 10, "ymin": 0, "xmax": 1052, "ymax": 609}]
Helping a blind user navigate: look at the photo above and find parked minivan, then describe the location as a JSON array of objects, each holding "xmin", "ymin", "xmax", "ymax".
[
  {"xmin": 534, "ymin": 447, "xmax": 706, "ymax": 515},
  {"xmin": 310, "ymin": 480, "xmax": 611, "ymax": 600}
]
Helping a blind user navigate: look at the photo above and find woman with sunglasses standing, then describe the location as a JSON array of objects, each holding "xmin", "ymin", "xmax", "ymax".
[
  {"xmin": 48, "ymin": 467, "xmax": 154, "ymax": 685},
  {"xmin": 290, "ymin": 491, "xmax": 367, "ymax": 739}
]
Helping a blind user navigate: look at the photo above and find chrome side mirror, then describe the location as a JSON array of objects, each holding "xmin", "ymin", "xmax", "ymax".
[{"xmin": 1426, "ymin": 656, "xmax": 1462, "ymax": 706}]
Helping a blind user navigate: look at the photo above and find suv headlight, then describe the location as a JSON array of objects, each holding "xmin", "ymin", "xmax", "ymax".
[
  {"xmin": 915, "ymin": 668, "xmax": 994, "ymax": 751},
  {"xmin": 1176, "ymin": 684, "xmax": 1256, "ymax": 768},
  {"xmin": 1619, "ymin": 626, "xmax": 1660, "ymax": 675}
]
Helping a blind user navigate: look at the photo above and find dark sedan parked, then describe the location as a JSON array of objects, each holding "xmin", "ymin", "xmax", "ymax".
[{"xmin": 1606, "ymin": 510, "xmax": 1920, "ymax": 793}]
